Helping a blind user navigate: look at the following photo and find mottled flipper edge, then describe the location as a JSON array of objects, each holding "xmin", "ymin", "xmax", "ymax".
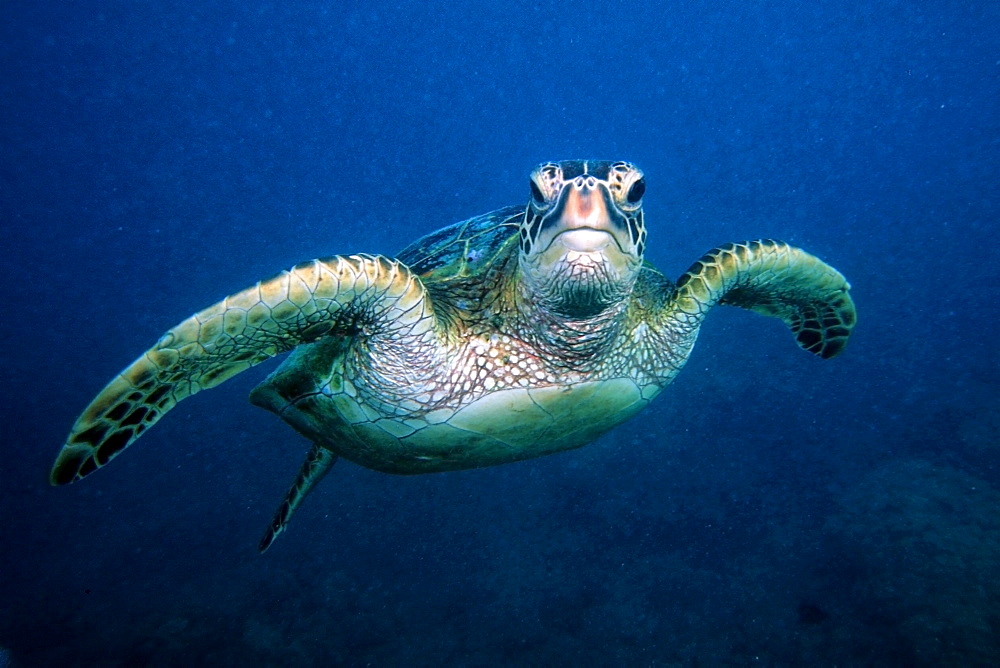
[
  {"xmin": 51, "ymin": 255, "xmax": 434, "ymax": 486},
  {"xmin": 258, "ymin": 446, "xmax": 338, "ymax": 553},
  {"xmin": 673, "ymin": 240, "xmax": 857, "ymax": 359}
]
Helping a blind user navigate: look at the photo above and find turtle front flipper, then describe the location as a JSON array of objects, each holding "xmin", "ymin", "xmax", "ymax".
[
  {"xmin": 51, "ymin": 255, "xmax": 435, "ymax": 485},
  {"xmin": 671, "ymin": 240, "xmax": 856, "ymax": 359}
]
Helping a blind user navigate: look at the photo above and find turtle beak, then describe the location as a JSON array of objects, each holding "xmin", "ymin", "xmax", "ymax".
[
  {"xmin": 555, "ymin": 184, "xmax": 617, "ymax": 251},
  {"xmin": 562, "ymin": 182, "xmax": 609, "ymax": 229},
  {"xmin": 536, "ymin": 178, "xmax": 630, "ymax": 254}
]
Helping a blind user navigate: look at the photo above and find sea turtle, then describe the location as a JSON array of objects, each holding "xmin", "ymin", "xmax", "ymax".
[{"xmin": 50, "ymin": 160, "xmax": 856, "ymax": 552}]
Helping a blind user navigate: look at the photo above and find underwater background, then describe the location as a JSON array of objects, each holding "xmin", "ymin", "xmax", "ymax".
[{"xmin": 2, "ymin": 0, "xmax": 998, "ymax": 665}]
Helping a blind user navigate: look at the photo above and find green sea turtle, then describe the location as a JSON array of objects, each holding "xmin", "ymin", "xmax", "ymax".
[{"xmin": 50, "ymin": 160, "xmax": 856, "ymax": 552}]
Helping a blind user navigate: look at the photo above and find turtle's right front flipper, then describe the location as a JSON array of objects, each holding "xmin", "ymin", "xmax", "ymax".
[{"xmin": 51, "ymin": 255, "xmax": 434, "ymax": 485}]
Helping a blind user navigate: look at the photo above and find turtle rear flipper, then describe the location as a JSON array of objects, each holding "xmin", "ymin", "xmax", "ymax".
[
  {"xmin": 50, "ymin": 255, "xmax": 435, "ymax": 486},
  {"xmin": 671, "ymin": 240, "xmax": 856, "ymax": 359},
  {"xmin": 258, "ymin": 445, "xmax": 338, "ymax": 553}
]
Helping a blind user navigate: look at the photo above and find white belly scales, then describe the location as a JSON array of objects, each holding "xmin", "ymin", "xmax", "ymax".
[{"xmin": 251, "ymin": 376, "xmax": 661, "ymax": 474}]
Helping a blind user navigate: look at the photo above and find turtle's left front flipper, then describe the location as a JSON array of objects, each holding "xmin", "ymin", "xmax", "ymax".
[{"xmin": 671, "ymin": 240, "xmax": 856, "ymax": 359}]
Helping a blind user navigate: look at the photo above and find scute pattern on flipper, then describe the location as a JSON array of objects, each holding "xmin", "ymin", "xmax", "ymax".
[
  {"xmin": 51, "ymin": 255, "xmax": 435, "ymax": 485},
  {"xmin": 784, "ymin": 290, "xmax": 856, "ymax": 359},
  {"xmin": 674, "ymin": 239, "xmax": 856, "ymax": 359},
  {"xmin": 52, "ymin": 364, "xmax": 184, "ymax": 485}
]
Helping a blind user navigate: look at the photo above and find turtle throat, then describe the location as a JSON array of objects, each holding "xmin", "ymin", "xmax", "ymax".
[
  {"xmin": 521, "ymin": 248, "xmax": 636, "ymax": 319},
  {"xmin": 515, "ymin": 277, "xmax": 629, "ymax": 363},
  {"xmin": 516, "ymin": 238, "xmax": 638, "ymax": 361}
]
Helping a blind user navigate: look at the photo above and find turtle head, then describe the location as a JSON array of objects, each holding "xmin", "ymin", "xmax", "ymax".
[{"xmin": 519, "ymin": 160, "xmax": 646, "ymax": 319}]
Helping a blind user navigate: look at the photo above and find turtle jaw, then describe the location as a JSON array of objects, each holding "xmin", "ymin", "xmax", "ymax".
[
  {"xmin": 554, "ymin": 228, "xmax": 615, "ymax": 252},
  {"xmin": 522, "ymin": 242, "xmax": 640, "ymax": 319}
]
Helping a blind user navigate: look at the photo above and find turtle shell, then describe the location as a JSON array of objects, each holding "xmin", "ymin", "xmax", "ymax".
[{"xmin": 396, "ymin": 205, "xmax": 525, "ymax": 281}]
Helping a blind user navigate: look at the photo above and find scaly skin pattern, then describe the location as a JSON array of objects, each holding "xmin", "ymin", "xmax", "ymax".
[
  {"xmin": 672, "ymin": 240, "xmax": 855, "ymax": 359},
  {"xmin": 50, "ymin": 254, "xmax": 437, "ymax": 485},
  {"xmin": 246, "ymin": 256, "xmax": 688, "ymax": 477},
  {"xmin": 51, "ymin": 240, "xmax": 851, "ymax": 479},
  {"xmin": 50, "ymin": 161, "xmax": 856, "ymax": 552}
]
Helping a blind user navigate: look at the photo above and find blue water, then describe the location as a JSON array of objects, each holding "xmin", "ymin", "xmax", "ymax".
[{"xmin": 2, "ymin": 1, "xmax": 998, "ymax": 664}]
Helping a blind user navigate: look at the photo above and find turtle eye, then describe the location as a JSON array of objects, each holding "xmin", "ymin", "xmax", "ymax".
[
  {"xmin": 529, "ymin": 180, "xmax": 546, "ymax": 205},
  {"xmin": 626, "ymin": 178, "xmax": 646, "ymax": 204}
]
